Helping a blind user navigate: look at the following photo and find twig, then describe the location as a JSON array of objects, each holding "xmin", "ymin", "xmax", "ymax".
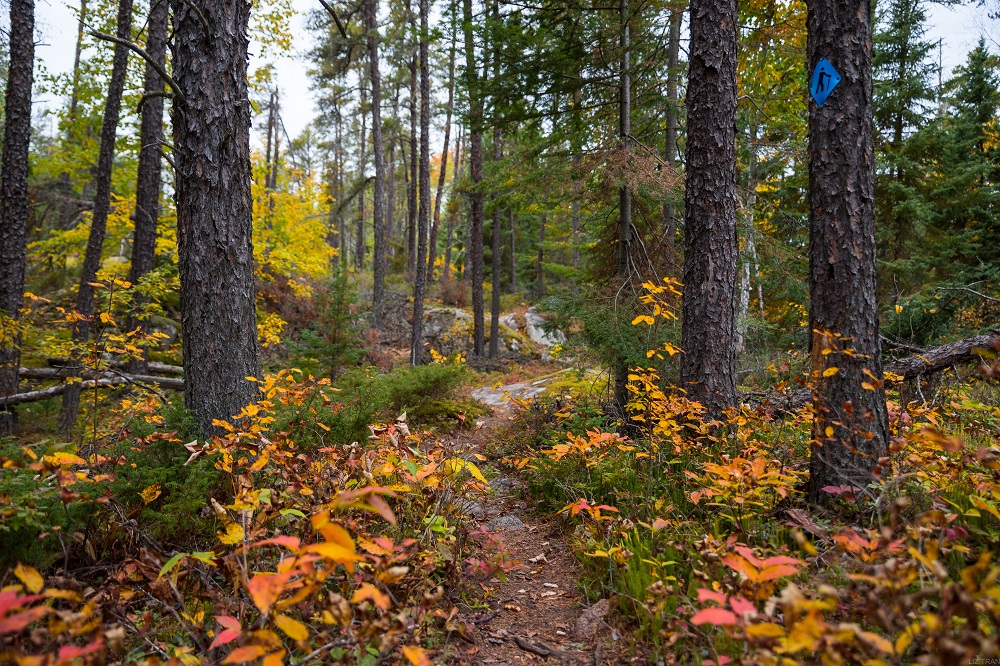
[
  {"xmin": 175, "ymin": 0, "xmax": 213, "ymax": 43},
  {"xmin": 136, "ymin": 90, "xmax": 172, "ymax": 113},
  {"xmin": 88, "ymin": 30, "xmax": 186, "ymax": 105},
  {"xmin": 936, "ymin": 285, "xmax": 1000, "ymax": 304},
  {"xmin": 318, "ymin": 0, "xmax": 350, "ymax": 39}
]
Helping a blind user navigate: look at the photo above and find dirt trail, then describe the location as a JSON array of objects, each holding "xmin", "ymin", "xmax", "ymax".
[{"xmin": 444, "ymin": 392, "xmax": 620, "ymax": 665}]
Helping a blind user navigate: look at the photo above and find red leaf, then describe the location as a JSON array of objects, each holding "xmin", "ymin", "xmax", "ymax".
[
  {"xmin": 733, "ymin": 546, "xmax": 763, "ymax": 568},
  {"xmin": 0, "ymin": 606, "xmax": 50, "ymax": 634},
  {"xmin": 215, "ymin": 615, "xmax": 242, "ymax": 632},
  {"xmin": 729, "ymin": 595, "xmax": 755, "ymax": 616},
  {"xmin": 696, "ymin": 588, "xmax": 727, "ymax": 604},
  {"xmin": 210, "ymin": 629, "xmax": 242, "ymax": 650},
  {"xmin": 690, "ymin": 607, "xmax": 738, "ymax": 626}
]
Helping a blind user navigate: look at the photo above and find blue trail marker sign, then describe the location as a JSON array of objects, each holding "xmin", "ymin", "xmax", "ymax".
[{"xmin": 809, "ymin": 57, "xmax": 841, "ymax": 107}]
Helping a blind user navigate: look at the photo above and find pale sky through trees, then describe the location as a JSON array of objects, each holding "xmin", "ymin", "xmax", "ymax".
[{"xmin": 29, "ymin": 0, "xmax": 998, "ymax": 143}]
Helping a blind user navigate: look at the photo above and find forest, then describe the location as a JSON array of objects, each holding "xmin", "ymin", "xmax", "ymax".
[{"xmin": 0, "ymin": 0, "xmax": 999, "ymax": 661}]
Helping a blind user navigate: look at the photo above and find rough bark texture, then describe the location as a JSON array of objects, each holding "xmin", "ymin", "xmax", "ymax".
[
  {"xmin": 807, "ymin": 0, "xmax": 889, "ymax": 503},
  {"xmin": 172, "ymin": 0, "xmax": 261, "ymax": 436},
  {"xmin": 366, "ymin": 0, "xmax": 387, "ymax": 321},
  {"xmin": 509, "ymin": 207, "xmax": 516, "ymax": 290},
  {"xmin": 663, "ymin": 4, "xmax": 681, "ymax": 253},
  {"xmin": 428, "ymin": 27, "xmax": 456, "ymax": 283},
  {"xmin": 462, "ymin": 0, "xmax": 485, "ymax": 357},
  {"xmin": 126, "ymin": 0, "xmax": 168, "ymax": 376},
  {"xmin": 489, "ymin": 131, "xmax": 502, "ymax": 358},
  {"xmin": 0, "ymin": 0, "xmax": 35, "ymax": 434},
  {"xmin": 680, "ymin": 0, "xmax": 739, "ymax": 419},
  {"xmin": 407, "ymin": 50, "xmax": 418, "ymax": 273},
  {"xmin": 356, "ymin": 72, "xmax": 368, "ymax": 271},
  {"xmin": 58, "ymin": 0, "xmax": 134, "ymax": 436},
  {"xmin": 410, "ymin": 0, "xmax": 431, "ymax": 365},
  {"xmin": 443, "ymin": 124, "xmax": 464, "ymax": 284},
  {"xmin": 612, "ymin": 0, "xmax": 632, "ymax": 417}
]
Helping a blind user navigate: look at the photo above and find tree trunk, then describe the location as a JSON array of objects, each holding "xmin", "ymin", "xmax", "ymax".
[
  {"xmin": 571, "ymin": 156, "xmax": 581, "ymax": 269},
  {"xmin": 126, "ymin": 0, "xmax": 168, "ymax": 376},
  {"xmin": 387, "ymin": 83, "xmax": 398, "ymax": 250},
  {"xmin": 612, "ymin": 0, "xmax": 632, "ymax": 417},
  {"xmin": 0, "ymin": 0, "xmax": 35, "ymax": 435},
  {"xmin": 662, "ymin": 2, "xmax": 681, "ymax": 254},
  {"xmin": 736, "ymin": 120, "xmax": 759, "ymax": 353},
  {"xmin": 462, "ymin": 0, "xmax": 485, "ymax": 357},
  {"xmin": 680, "ymin": 0, "xmax": 739, "ymax": 419},
  {"xmin": 443, "ymin": 122, "xmax": 464, "ymax": 283},
  {"xmin": 807, "ymin": 0, "xmax": 889, "ymax": 503},
  {"xmin": 429, "ymin": 21, "xmax": 456, "ymax": 282},
  {"xmin": 171, "ymin": 0, "xmax": 261, "ymax": 436},
  {"xmin": 410, "ymin": 0, "xmax": 431, "ymax": 365},
  {"xmin": 58, "ymin": 0, "xmax": 133, "ymax": 437},
  {"xmin": 366, "ymin": 0, "xmax": 387, "ymax": 320},
  {"xmin": 490, "ymin": 131, "xmax": 503, "ymax": 357},
  {"xmin": 356, "ymin": 70, "xmax": 368, "ymax": 271},
  {"xmin": 407, "ymin": 48, "xmax": 418, "ymax": 273},
  {"xmin": 509, "ymin": 207, "xmax": 516, "ymax": 291}
]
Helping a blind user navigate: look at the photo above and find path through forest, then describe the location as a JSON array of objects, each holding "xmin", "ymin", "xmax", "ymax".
[{"xmin": 446, "ymin": 382, "xmax": 621, "ymax": 665}]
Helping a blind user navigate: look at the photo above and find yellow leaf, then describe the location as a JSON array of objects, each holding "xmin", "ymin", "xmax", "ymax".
[
  {"xmin": 822, "ymin": 367, "xmax": 840, "ymax": 377},
  {"xmin": 14, "ymin": 563, "xmax": 44, "ymax": 593},
  {"xmin": 274, "ymin": 614, "xmax": 309, "ymax": 641},
  {"xmin": 43, "ymin": 452, "xmax": 87, "ymax": 466},
  {"xmin": 304, "ymin": 542, "xmax": 360, "ymax": 569},
  {"xmin": 402, "ymin": 646, "xmax": 433, "ymax": 666},
  {"xmin": 140, "ymin": 484, "xmax": 162, "ymax": 505},
  {"xmin": 217, "ymin": 522, "xmax": 245, "ymax": 545},
  {"xmin": 824, "ymin": 426, "xmax": 834, "ymax": 438},
  {"xmin": 464, "ymin": 460, "xmax": 487, "ymax": 483},
  {"xmin": 895, "ymin": 304, "xmax": 903, "ymax": 314},
  {"xmin": 745, "ymin": 622, "xmax": 785, "ymax": 638},
  {"xmin": 249, "ymin": 451, "xmax": 270, "ymax": 472}
]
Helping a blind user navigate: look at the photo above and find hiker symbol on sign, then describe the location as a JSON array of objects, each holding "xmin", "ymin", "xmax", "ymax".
[{"xmin": 810, "ymin": 57, "xmax": 841, "ymax": 107}]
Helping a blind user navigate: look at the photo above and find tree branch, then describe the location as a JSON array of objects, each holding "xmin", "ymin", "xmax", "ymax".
[{"xmin": 88, "ymin": 30, "xmax": 186, "ymax": 106}]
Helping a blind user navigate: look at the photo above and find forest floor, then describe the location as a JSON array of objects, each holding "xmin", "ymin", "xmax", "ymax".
[{"xmin": 443, "ymin": 382, "xmax": 626, "ymax": 665}]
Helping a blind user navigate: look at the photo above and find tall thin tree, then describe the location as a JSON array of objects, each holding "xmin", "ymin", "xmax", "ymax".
[
  {"xmin": 58, "ymin": 0, "xmax": 134, "ymax": 436},
  {"xmin": 126, "ymin": 0, "xmax": 169, "ymax": 375},
  {"xmin": 462, "ymin": 0, "xmax": 485, "ymax": 356},
  {"xmin": 0, "ymin": 0, "xmax": 36, "ymax": 434},
  {"xmin": 428, "ymin": 13, "xmax": 457, "ymax": 282},
  {"xmin": 807, "ymin": 0, "xmax": 889, "ymax": 502},
  {"xmin": 410, "ymin": 0, "xmax": 432, "ymax": 365},
  {"xmin": 680, "ymin": 0, "xmax": 739, "ymax": 419},
  {"xmin": 611, "ymin": 0, "xmax": 633, "ymax": 415},
  {"xmin": 366, "ymin": 0, "xmax": 388, "ymax": 319}
]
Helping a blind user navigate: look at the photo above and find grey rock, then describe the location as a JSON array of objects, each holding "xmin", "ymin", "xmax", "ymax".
[
  {"xmin": 484, "ymin": 515, "xmax": 525, "ymax": 532},
  {"xmin": 573, "ymin": 598, "xmax": 611, "ymax": 640},
  {"xmin": 489, "ymin": 476, "xmax": 524, "ymax": 495},
  {"xmin": 471, "ymin": 382, "xmax": 546, "ymax": 407}
]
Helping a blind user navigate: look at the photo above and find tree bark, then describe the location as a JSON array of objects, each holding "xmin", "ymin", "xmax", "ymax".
[
  {"xmin": 443, "ymin": 122, "xmax": 464, "ymax": 283},
  {"xmin": 410, "ymin": 0, "xmax": 431, "ymax": 365},
  {"xmin": 462, "ymin": 0, "xmax": 485, "ymax": 356},
  {"xmin": 172, "ymin": 0, "xmax": 261, "ymax": 436},
  {"xmin": 508, "ymin": 207, "xmax": 516, "ymax": 291},
  {"xmin": 807, "ymin": 0, "xmax": 889, "ymax": 503},
  {"xmin": 662, "ymin": 2, "xmax": 682, "ymax": 253},
  {"xmin": 429, "ymin": 20, "xmax": 456, "ymax": 282},
  {"xmin": 736, "ymin": 120, "xmax": 760, "ymax": 353},
  {"xmin": 356, "ymin": 69, "xmax": 368, "ymax": 271},
  {"xmin": 490, "ymin": 131, "xmax": 503, "ymax": 357},
  {"xmin": 407, "ymin": 47, "xmax": 418, "ymax": 273},
  {"xmin": 387, "ymin": 83, "xmax": 398, "ymax": 249},
  {"xmin": 366, "ymin": 0, "xmax": 387, "ymax": 320},
  {"xmin": 612, "ymin": 0, "xmax": 632, "ymax": 417},
  {"xmin": 0, "ymin": 0, "xmax": 36, "ymax": 435},
  {"xmin": 126, "ymin": 0, "xmax": 168, "ymax": 376},
  {"xmin": 58, "ymin": 0, "xmax": 134, "ymax": 436},
  {"xmin": 680, "ymin": 0, "xmax": 739, "ymax": 419}
]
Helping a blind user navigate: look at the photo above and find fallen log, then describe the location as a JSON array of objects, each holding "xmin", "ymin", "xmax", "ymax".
[
  {"xmin": 2, "ymin": 372, "xmax": 184, "ymax": 406},
  {"xmin": 762, "ymin": 331, "xmax": 1000, "ymax": 412}
]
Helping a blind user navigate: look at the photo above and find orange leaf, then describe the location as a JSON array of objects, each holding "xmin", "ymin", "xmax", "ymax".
[
  {"xmin": 756, "ymin": 564, "xmax": 802, "ymax": 583},
  {"xmin": 223, "ymin": 645, "xmax": 268, "ymax": 664},
  {"xmin": 261, "ymin": 651, "xmax": 286, "ymax": 666},
  {"xmin": 246, "ymin": 572, "xmax": 293, "ymax": 616},
  {"xmin": 402, "ymin": 646, "xmax": 433, "ymax": 666},
  {"xmin": 351, "ymin": 582, "xmax": 391, "ymax": 611}
]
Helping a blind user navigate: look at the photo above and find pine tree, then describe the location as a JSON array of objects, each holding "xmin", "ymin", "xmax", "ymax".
[{"xmin": 872, "ymin": 0, "xmax": 936, "ymax": 290}]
